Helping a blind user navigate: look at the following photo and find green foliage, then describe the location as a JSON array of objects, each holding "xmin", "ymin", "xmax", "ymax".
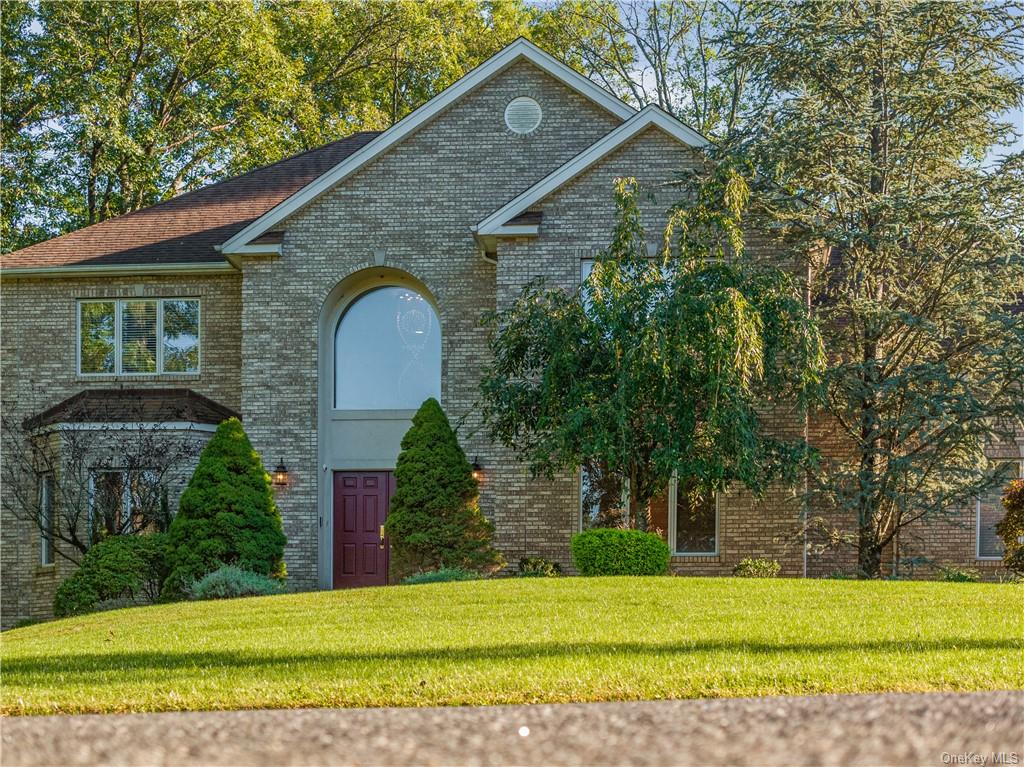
[
  {"xmin": 162, "ymin": 418, "xmax": 286, "ymax": 600},
  {"xmin": 400, "ymin": 568, "xmax": 479, "ymax": 585},
  {"xmin": 936, "ymin": 566, "xmax": 982, "ymax": 584},
  {"xmin": 384, "ymin": 399, "xmax": 504, "ymax": 580},
  {"xmin": 54, "ymin": 534, "xmax": 169, "ymax": 617},
  {"xmin": 996, "ymin": 480, "xmax": 1024, "ymax": 575},
  {"xmin": 570, "ymin": 528, "xmax": 670, "ymax": 576},
  {"xmin": 2, "ymin": 0, "xmax": 635, "ymax": 253},
  {"xmin": 732, "ymin": 558, "xmax": 781, "ymax": 578},
  {"xmin": 727, "ymin": 1, "xmax": 1024, "ymax": 578},
  {"xmin": 189, "ymin": 565, "xmax": 285, "ymax": 600},
  {"xmin": 518, "ymin": 556, "xmax": 562, "ymax": 577},
  {"xmin": 481, "ymin": 178, "xmax": 823, "ymax": 524}
]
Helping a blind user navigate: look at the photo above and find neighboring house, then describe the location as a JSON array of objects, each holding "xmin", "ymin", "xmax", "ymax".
[{"xmin": 1, "ymin": 40, "xmax": 1018, "ymax": 626}]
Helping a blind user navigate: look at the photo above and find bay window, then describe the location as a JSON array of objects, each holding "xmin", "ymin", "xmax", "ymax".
[{"xmin": 78, "ymin": 299, "xmax": 200, "ymax": 375}]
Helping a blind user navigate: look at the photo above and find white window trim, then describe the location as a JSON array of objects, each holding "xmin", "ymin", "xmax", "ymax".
[
  {"xmin": 669, "ymin": 474, "xmax": 720, "ymax": 557},
  {"xmin": 77, "ymin": 298, "xmax": 201, "ymax": 377},
  {"xmin": 975, "ymin": 458, "xmax": 1023, "ymax": 561},
  {"xmin": 39, "ymin": 475, "xmax": 54, "ymax": 566},
  {"xmin": 577, "ymin": 469, "xmax": 720, "ymax": 556}
]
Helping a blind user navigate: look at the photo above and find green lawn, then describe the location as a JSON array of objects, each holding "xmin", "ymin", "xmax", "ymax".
[{"xmin": 2, "ymin": 577, "xmax": 1021, "ymax": 716}]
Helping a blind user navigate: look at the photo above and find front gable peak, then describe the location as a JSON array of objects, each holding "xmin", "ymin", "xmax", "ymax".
[{"xmin": 220, "ymin": 38, "xmax": 637, "ymax": 255}]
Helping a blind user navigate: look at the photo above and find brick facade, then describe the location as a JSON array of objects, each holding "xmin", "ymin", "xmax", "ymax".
[{"xmin": 1, "ymin": 54, "xmax": 1016, "ymax": 628}]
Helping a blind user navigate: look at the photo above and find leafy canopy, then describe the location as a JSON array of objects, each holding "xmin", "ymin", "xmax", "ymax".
[
  {"xmin": 724, "ymin": 0, "xmax": 1024, "ymax": 576},
  {"xmin": 480, "ymin": 173, "xmax": 823, "ymax": 523}
]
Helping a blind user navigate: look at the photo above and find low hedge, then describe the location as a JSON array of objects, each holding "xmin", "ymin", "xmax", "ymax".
[
  {"xmin": 54, "ymin": 534, "xmax": 169, "ymax": 617},
  {"xmin": 570, "ymin": 528, "xmax": 670, "ymax": 576}
]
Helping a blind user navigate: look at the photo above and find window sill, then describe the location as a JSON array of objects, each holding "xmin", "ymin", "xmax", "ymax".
[
  {"xmin": 671, "ymin": 553, "xmax": 720, "ymax": 561},
  {"xmin": 35, "ymin": 564, "xmax": 57, "ymax": 576},
  {"xmin": 76, "ymin": 373, "xmax": 201, "ymax": 383}
]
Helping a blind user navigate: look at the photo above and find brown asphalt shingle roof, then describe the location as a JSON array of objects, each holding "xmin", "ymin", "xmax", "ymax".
[
  {"xmin": 2, "ymin": 131, "xmax": 381, "ymax": 270},
  {"xmin": 23, "ymin": 388, "xmax": 239, "ymax": 431}
]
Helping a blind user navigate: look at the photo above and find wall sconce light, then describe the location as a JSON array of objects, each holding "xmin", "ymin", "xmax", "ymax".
[
  {"xmin": 272, "ymin": 460, "xmax": 290, "ymax": 486},
  {"xmin": 471, "ymin": 457, "xmax": 483, "ymax": 481}
]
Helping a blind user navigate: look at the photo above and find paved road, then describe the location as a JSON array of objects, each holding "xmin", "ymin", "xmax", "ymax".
[{"xmin": 3, "ymin": 691, "xmax": 1021, "ymax": 767}]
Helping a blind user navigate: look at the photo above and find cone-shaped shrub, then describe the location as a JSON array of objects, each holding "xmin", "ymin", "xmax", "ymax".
[
  {"xmin": 384, "ymin": 398, "xmax": 504, "ymax": 580},
  {"xmin": 161, "ymin": 418, "xmax": 286, "ymax": 599}
]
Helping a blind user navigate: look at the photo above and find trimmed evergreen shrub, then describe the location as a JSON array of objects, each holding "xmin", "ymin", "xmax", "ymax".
[
  {"xmin": 997, "ymin": 480, "xmax": 1024, "ymax": 575},
  {"xmin": 161, "ymin": 418, "xmax": 286, "ymax": 600},
  {"xmin": 54, "ymin": 533, "xmax": 169, "ymax": 617},
  {"xmin": 733, "ymin": 558, "xmax": 781, "ymax": 578},
  {"xmin": 384, "ymin": 398, "xmax": 505, "ymax": 580},
  {"xmin": 189, "ymin": 565, "xmax": 285, "ymax": 600},
  {"xmin": 518, "ymin": 556, "xmax": 562, "ymax": 577},
  {"xmin": 400, "ymin": 568, "xmax": 478, "ymax": 585},
  {"xmin": 570, "ymin": 528, "xmax": 670, "ymax": 576}
]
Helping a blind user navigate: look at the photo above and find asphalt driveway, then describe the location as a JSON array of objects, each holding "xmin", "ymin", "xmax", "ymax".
[{"xmin": 3, "ymin": 690, "xmax": 1021, "ymax": 767}]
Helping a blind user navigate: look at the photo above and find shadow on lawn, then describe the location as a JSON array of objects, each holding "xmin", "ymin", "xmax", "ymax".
[{"xmin": 6, "ymin": 638, "xmax": 1019, "ymax": 682}]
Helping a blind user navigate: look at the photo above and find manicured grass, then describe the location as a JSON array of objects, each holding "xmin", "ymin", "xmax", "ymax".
[{"xmin": 2, "ymin": 577, "xmax": 1020, "ymax": 715}]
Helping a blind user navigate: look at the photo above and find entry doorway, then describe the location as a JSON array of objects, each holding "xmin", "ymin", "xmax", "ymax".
[{"xmin": 332, "ymin": 471, "xmax": 395, "ymax": 587}]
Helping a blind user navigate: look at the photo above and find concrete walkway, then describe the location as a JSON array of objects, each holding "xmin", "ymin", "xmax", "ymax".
[{"xmin": 3, "ymin": 691, "xmax": 1021, "ymax": 767}]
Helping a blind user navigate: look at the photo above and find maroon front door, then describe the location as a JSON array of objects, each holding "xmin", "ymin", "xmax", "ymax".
[{"xmin": 333, "ymin": 471, "xmax": 394, "ymax": 587}]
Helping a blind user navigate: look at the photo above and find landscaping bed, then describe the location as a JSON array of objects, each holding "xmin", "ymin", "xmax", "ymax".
[{"xmin": 2, "ymin": 577, "xmax": 1020, "ymax": 715}]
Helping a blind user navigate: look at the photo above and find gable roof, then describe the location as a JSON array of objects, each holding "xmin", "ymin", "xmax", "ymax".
[
  {"xmin": 218, "ymin": 38, "xmax": 637, "ymax": 254},
  {"xmin": 1, "ymin": 132, "xmax": 380, "ymax": 275},
  {"xmin": 475, "ymin": 106, "xmax": 709, "ymax": 238}
]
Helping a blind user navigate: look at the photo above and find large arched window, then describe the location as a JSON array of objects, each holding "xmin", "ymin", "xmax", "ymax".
[{"xmin": 334, "ymin": 286, "xmax": 441, "ymax": 410}]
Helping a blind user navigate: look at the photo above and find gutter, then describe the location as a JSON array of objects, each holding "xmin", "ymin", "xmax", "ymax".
[{"xmin": 1, "ymin": 261, "xmax": 238, "ymax": 279}]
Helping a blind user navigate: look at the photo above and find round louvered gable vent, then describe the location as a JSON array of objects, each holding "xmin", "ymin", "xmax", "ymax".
[{"xmin": 504, "ymin": 97, "xmax": 542, "ymax": 135}]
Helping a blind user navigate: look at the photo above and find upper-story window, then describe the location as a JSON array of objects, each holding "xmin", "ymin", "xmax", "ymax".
[
  {"xmin": 78, "ymin": 299, "xmax": 200, "ymax": 376},
  {"xmin": 334, "ymin": 286, "xmax": 440, "ymax": 410}
]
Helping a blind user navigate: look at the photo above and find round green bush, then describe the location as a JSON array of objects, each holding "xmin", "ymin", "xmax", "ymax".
[
  {"xmin": 54, "ymin": 533, "xmax": 169, "ymax": 617},
  {"xmin": 189, "ymin": 565, "xmax": 285, "ymax": 600},
  {"xmin": 733, "ymin": 558, "xmax": 781, "ymax": 578},
  {"xmin": 401, "ymin": 567, "xmax": 478, "ymax": 585},
  {"xmin": 570, "ymin": 528, "xmax": 670, "ymax": 576},
  {"xmin": 162, "ymin": 418, "xmax": 286, "ymax": 600}
]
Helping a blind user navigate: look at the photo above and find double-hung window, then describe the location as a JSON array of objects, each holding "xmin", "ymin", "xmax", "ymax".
[
  {"xmin": 88, "ymin": 469, "xmax": 160, "ymax": 543},
  {"xmin": 78, "ymin": 299, "xmax": 200, "ymax": 375},
  {"xmin": 977, "ymin": 460, "xmax": 1023, "ymax": 560}
]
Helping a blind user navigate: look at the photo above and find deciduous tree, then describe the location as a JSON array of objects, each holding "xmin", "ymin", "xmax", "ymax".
[
  {"xmin": 480, "ymin": 174, "xmax": 823, "ymax": 527},
  {"xmin": 727, "ymin": 0, "xmax": 1024, "ymax": 577}
]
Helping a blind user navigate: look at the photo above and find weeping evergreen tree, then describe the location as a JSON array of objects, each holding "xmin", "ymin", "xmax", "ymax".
[
  {"xmin": 723, "ymin": 0, "xmax": 1024, "ymax": 577},
  {"xmin": 384, "ymin": 398, "xmax": 504, "ymax": 579},
  {"xmin": 481, "ymin": 176, "xmax": 824, "ymax": 527},
  {"xmin": 162, "ymin": 418, "xmax": 286, "ymax": 599}
]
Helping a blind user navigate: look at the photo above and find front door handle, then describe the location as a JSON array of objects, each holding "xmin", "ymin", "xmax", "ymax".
[{"xmin": 379, "ymin": 524, "xmax": 386, "ymax": 549}]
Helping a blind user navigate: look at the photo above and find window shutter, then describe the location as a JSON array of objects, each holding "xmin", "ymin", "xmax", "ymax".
[{"xmin": 121, "ymin": 300, "xmax": 158, "ymax": 373}]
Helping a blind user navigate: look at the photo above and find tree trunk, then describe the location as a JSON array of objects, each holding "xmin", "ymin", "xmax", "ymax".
[{"xmin": 857, "ymin": 526, "xmax": 883, "ymax": 579}]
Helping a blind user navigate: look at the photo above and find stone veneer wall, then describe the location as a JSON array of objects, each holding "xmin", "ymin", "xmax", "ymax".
[
  {"xmin": 0, "ymin": 273, "xmax": 242, "ymax": 627},
  {"xmin": 238, "ymin": 59, "xmax": 623, "ymax": 588}
]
